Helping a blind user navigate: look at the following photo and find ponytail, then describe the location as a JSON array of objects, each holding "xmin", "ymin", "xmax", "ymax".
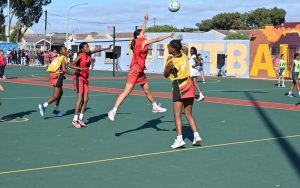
[
  {"xmin": 130, "ymin": 39, "xmax": 136, "ymax": 51},
  {"xmin": 130, "ymin": 29, "xmax": 142, "ymax": 50}
]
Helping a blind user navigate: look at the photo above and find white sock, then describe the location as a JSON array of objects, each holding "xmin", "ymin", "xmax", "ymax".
[
  {"xmin": 152, "ymin": 102, "xmax": 158, "ymax": 108},
  {"xmin": 177, "ymin": 135, "xmax": 183, "ymax": 141},
  {"xmin": 73, "ymin": 115, "xmax": 78, "ymax": 121},
  {"xmin": 43, "ymin": 102, "xmax": 48, "ymax": 108},
  {"xmin": 79, "ymin": 113, "xmax": 84, "ymax": 120},
  {"xmin": 289, "ymin": 91, "xmax": 292, "ymax": 94},
  {"xmin": 112, "ymin": 107, "xmax": 117, "ymax": 113},
  {"xmin": 194, "ymin": 132, "xmax": 200, "ymax": 138},
  {"xmin": 199, "ymin": 92, "xmax": 204, "ymax": 97}
]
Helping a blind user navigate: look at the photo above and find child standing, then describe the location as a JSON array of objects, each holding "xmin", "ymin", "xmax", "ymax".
[
  {"xmin": 288, "ymin": 53, "xmax": 300, "ymax": 97},
  {"xmin": 164, "ymin": 40, "xmax": 202, "ymax": 149},
  {"xmin": 277, "ymin": 54, "xmax": 286, "ymax": 87}
]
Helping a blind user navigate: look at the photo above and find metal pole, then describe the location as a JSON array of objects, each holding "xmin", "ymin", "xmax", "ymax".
[
  {"xmin": 6, "ymin": 0, "xmax": 10, "ymax": 42},
  {"xmin": 113, "ymin": 26, "xmax": 116, "ymax": 77},
  {"xmin": 44, "ymin": 10, "xmax": 47, "ymax": 51}
]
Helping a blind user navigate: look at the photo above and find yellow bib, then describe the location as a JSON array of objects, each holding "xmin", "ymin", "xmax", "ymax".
[
  {"xmin": 47, "ymin": 55, "xmax": 67, "ymax": 73},
  {"xmin": 167, "ymin": 53, "xmax": 190, "ymax": 81}
]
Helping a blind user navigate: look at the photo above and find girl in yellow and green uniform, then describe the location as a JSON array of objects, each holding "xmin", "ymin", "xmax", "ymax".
[
  {"xmin": 164, "ymin": 40, "xmax": 202, "ymax": 149},
  {"xmin": 277, "ymin": 54, "xmax": 286, "ymax": 87},
  {"xmin": 288, "ymin": 53, "xmax": 300, "ymax": 97}
]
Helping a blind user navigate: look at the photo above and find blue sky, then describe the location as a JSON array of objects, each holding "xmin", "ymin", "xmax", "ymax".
[{"xmin": 25, "ymin": 0, "xmax": 300, "ymax": 34}]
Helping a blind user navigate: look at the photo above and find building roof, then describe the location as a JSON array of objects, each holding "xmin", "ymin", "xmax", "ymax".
[{"xmin": 23, "ymin": 33, "xmax": 66, "ymax": 45}]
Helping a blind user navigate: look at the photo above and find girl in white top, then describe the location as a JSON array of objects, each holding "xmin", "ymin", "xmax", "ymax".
[{"xmin": 188, "ymin": 47, "xmax": 205, "ymax": 101}]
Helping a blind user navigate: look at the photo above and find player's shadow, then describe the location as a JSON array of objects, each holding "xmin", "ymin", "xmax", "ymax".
[
  {"xmin": 0, "ymin": 110, "xmax": 35, "ymax": 121},
  {"xmin": 115, "ymin": 116, "xmax": 172, "ymax": 137},
  {"xmin": 44, "ymin": 108, "xmax": 92, "ymax": 120},
  {"xmin": 245, "ymin": 91, "xmax": 300, "ymax": 175},
  {"xmin": 87, "ymin": 113, "xmax": 107, "ymax": 124},
  {"xmin": 172, "ymin": 125, "xmax": 194, "ymax": 142}
]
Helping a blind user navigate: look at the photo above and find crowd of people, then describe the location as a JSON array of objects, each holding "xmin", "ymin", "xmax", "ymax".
[{"xmin": 4, "ymin": 48, "xmax": 74, "ymax": 67}]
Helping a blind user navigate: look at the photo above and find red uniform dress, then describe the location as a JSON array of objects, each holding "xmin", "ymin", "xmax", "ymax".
[
  {"xmin": 127, "ymin": 38, "xmax": 148, "ymax": 85},
  {"xmin": 73, "ymin": 53, "xmax": 91, "ymax": 94}
]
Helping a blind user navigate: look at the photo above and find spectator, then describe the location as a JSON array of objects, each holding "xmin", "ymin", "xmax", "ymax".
[
  {"xmin": 12, "ymin": 49, "xmax": 17, "ymax": 64},
  {"xmin": 21, "ymin": 49, "xmax": 26, "ymax": 65},
  {"xmin": 29, "ymin": 51, "xmax": 36, "ymax": 66},
  {"xmin": 17, "ymin": 48, "xmax": 22, "ymax": 65},
  {"xmin": 0, "ymin": 50, "xmax": 7, "ymax": 79},
  {"xmin": 49, "ymin": 49, "xmax": 58, "ymax": 63},
  {"xmin": 44, "ymin": 51, "xmax": 50, "ymax": 67},
  {"xmin": 7, "ymin": 48, "xmax": 12, "ymax": 64}
]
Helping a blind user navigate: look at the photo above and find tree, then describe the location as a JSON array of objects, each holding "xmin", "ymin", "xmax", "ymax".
[
  {"xmin": 211, "ymin": 12, "xmax": 247, "ymax": 30},
  {"xmin": 0, "ymin": 1, "xmax": 5, "ymax": 41},
  {"xmin": 195, "ymin": 7, "xmax": 286, "ymax": 30},
  {"xmin": 146, "ymin": 25, "xmax": 180, "ymax": 32},
  {"xmin": 224, "ymin": 33, "xmax": 249, "ymax": 40},
  {"xmin": 196, "ymin": 19, "xmax": 213, "ymax": 31},
  {"xmin": 0, "ymin": 0, "xmax": 52, "ymax": 41},
  {"xmin": 245, "ymin": 7, "xmax": 286, "ymax": 28},
  {"xmin": 181, "ymin": 27, "xmax": 198, "ymax": 32}
]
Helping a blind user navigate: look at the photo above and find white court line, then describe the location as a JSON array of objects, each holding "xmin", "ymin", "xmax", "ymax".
[
  {"xmin": 1, "ymin": 94, "xmax": 118, "ymax": 100},
  {"xmin": 0, "ymin": 134, "xmax": 299, "ymax": 175}
]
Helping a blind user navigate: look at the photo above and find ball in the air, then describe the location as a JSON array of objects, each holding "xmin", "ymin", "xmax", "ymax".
[{"xmin": 168, "ymin": 0, "xmax": 180, "ymax": 12}]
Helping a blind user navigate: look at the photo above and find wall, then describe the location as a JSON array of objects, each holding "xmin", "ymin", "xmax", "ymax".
[
  {"xmin": 250, "ymin": 24, "xmax": 300, "ymax": 78},
  {"xmin": 76, "ymin": 33, "xmax": 250, "ymax": 78}
]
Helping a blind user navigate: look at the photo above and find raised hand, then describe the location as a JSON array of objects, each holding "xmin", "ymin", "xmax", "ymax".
[{"xmin": 144, "ymin": 13, "xmax": 149, "ymax": 21}]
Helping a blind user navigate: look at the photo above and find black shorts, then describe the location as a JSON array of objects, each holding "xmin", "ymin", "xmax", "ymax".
[{"xmin": 55, "ymin": 75, "xmax": 66, "ymax": 87}]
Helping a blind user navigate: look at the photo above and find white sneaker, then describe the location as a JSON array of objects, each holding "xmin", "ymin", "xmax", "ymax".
[
  {"xmin": 197, "ymin": 94, "xmax": 205, "ymax": 101},
  {"xmin": 282, "ymin": 84, "xmax": 286, "ymax": 88},
  {"xmin": 152, "ymin": 104, "xmax": 167, "ymax": 113},
  {"xmin": 108, "ymin": 110, "xmax": 116, "ymax": 121},
  {"xmin": 171, "ymin": 139, "xmax": 186, "ymax": 149},
  {"xmin": 192, "ymin": 136, "xmax": 202, "ymax": 146}
]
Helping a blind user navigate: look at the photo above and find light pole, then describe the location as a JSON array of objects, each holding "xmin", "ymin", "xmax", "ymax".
[
  {"xmin": 6, "ymin": 0, "xmax": 10, "ymax": 42},
  {"xmin": 46, "ymin": 33, "xmax": 54, "ymax": 50},
  {"xmin": 66, "ymin": 3, "xmax": 88, "ymax": 49},
  {"xmin": 40, "ymin": 18, "xmax": 52, "ymax": 50}
]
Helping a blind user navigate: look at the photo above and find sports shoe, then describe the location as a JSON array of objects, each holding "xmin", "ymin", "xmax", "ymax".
[
  {"xmin": 108, "ymin": 110, "xmax": 116, "ymax": 121},
  {"xmin": 202, "ymin": 80, "xmax": 206, "ymax": 83},
  {"xmin": 78, "ymin": 120, "xmax": 86, "ymax": 127},
  {"xmin": 38, "ymin": 104, "xmax": 46, "ymax": 117},
  {"xmin": 288, "ymin": 93, "xmax": 294, "ymax": 98},
  {"xmin": 52, "ymin": 110, "xmax": 63, "ymax": 117},
  {"xmin": 197, "ymin": 94, "xmax": 205, "ymax": 101},
  {"xmin": 72, "ymin": 120, "xmax": 81, "ymax": 129},
  {"xmin": 152, "ymin": 104, "xmax": 167, "ymax": 113},
  {"xmin": 192, "ymin": 136, "xmax": 202, "ymax": 146},
  {"xmin": 281, "ymin": 84, "xmax": 286, "ymax": 88},
  {"xmin": 171, "ymin": 139, "xmax": 186, "ymax": 149},
  {"xmin": 277, "ymin": 84, "xmax": 281, "ymax": 87}
]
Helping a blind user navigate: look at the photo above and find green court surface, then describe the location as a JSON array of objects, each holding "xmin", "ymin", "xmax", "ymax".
[{"xmin": 0, "ymin": 66, "xmax": 299, "ymax": 188}]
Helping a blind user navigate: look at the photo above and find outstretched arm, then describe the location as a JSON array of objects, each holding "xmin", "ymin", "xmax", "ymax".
[
  {"xmin": 140, "ymin": 13, "xmax": 148, "ymax": 36},
  {"xmin": 143, "ymin": 33, "xmax": 175, "ymax": 48},
  {"xmin": 91, "ymin": 44, "xmax": 112, "ymax": 54}
]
